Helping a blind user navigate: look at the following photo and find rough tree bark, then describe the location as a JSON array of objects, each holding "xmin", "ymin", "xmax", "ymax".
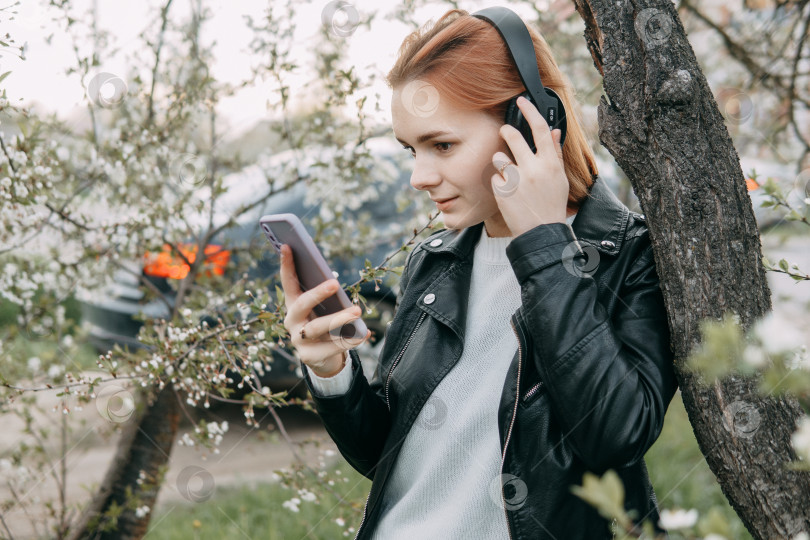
[
  {"xmin": 67, "ymin": 386, "xmax": 179, "ymax": 540},
  {"xmin": 572, "ymin": 0, "xmax": 810, "ymax": 537}
]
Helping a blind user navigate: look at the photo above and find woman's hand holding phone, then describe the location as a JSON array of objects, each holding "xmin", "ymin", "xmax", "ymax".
[{"xmin": 279, "ymin": 243, "xmax": 372, "ymax": 377}]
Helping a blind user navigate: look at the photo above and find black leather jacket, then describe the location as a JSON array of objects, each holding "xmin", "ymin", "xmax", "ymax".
[{"xmin": 301, "ymin": 177, "xmax": 679, "ymax": 539}]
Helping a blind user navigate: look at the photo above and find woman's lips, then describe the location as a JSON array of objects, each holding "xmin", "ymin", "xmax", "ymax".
[{"xmin": 436, "ymin": 197, "xmax": 457, "ymax": 210}]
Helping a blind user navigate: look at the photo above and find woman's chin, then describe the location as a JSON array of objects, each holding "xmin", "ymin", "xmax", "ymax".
[{"xmin": 439, "ymin": 216, "xmax": 467, "ymax": 231}]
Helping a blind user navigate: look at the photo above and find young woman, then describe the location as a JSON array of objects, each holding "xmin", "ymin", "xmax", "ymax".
[{"xmin": 279, "ymin": 8, "xmax": 678, "ymax": 540}]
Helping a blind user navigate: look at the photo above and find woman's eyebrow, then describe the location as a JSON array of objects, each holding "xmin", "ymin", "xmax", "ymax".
[{"xmin": 395, "ymin": 130, "xmax": 452, "ymax": 145}]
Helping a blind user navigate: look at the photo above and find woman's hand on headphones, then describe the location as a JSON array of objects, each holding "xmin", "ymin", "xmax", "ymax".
[{"xmin": 491, "ymin": 95, "xmax": 568, "ymax": 237}]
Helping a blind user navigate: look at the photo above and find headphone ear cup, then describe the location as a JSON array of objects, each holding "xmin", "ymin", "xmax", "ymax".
[
  {"xmin": 504, "ymin": 89, "xmax": 568, "ymax": 152},
  {"xmin": 504, "ymin": 91, "xmax": 536, "ymax": 153},
  {"xmin": 543, "ymin": 88, "xmax": 567, "ymax": 147}
]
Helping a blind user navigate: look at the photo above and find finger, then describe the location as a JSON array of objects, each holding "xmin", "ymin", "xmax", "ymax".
[
  {"xmin": 286, "ymin": 278, "xmax": 340, "ymax": 328},
  {"xmin": 552, "ymin": 129, "xmax": 563, "ymax": 161},
  {"xmin": 498, "ymin": 123, "xmax": 535, "ymax": 168},
  {"xmin": 492, "ymin": 151, "xmax": 513, "ymax": 177},
  {"xmin": 279, "ymin": 244, "xmax": 303, "ymax": 302},
  {"xmin": 515, "ymin": 95, "xmax": 556, "ymax": 159},
  {"xmin": 491, "ymin": 173, "xmax": 505, "ymax": 196},
  {"xmin": 303, "ymin": 305, "xmax": 362, "ymax": 342},
  {"xmin": 305, "ymin": 329, "xmax": 371, "ymax": 363}
]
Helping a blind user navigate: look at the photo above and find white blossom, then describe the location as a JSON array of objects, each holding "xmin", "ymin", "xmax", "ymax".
[
  {"xmin": 47, "ymin": 364, "xmax": 64, "ymax": 378},
  {"xmin": 134, "ymin": 505, "xmax": 150, "ymax": 518},
  {"xmin": 742, "ymin": 344, "xmax": 768, "ymax": 369},
  {"xmin": 753, "ymin": 311, "xmax": 806, "ymax": 356},
  {"xmin": 791, "ymin": 416, "xmax": 810, "ymax": 462},
  {"xmin": 282, "ymin": 497, "xmax": 301, "ymax": 513},
  {"xmin": 298, "ymin": 488, "xmax": 317, "ymax": 502},
  {"xmin": 27, "ymin": 356, "xmax": 41, "ymax": 373},
  {"xmin": 179, "ymin": 433, "xmax": 195, "ymax": 447},
  {"xmin": 658, "ymin": 508, "xmax": 698, "ymax": 530}
]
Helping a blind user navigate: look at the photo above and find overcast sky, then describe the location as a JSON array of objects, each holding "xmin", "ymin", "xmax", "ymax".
[{"xmin": 2, "ymin": 0, "xmax": 545, "ymax": 139}]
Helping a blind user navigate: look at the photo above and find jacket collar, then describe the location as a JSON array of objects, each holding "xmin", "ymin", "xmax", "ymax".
[{"xmin": 420, "ymin": 176, "xmax": 630, "ymax": 260}]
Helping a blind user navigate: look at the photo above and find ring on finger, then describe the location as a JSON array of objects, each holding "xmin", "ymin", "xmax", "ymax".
[
  {"xmin": 498, "ymin": 161, "xmax": 512, "ymax": 177},
  {"xmin": 300, "ymin": 324, "xmax": 308, "ymax": 340}
]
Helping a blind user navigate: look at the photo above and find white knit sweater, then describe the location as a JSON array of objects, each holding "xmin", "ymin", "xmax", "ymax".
[{"xmin": 309, "ymin": 215, "xmax": 576, "ymax": 538}]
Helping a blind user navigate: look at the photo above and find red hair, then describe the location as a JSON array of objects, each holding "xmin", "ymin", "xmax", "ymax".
[{"xmin": 385, "ymin": 8, "xmax": 597, "ymax": 211}]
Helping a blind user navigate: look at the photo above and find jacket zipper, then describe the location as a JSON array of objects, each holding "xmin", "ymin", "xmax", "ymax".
[
  {"xmin": 384, "ymin": 310, "xmax": 427, "ymax": 410},
  {"xmin": 500, "ymin": 316, "xmax": 523, "ymax": 540},
  {"xmin": 355, "ymin": 310, "xmax": 428, "ymax": 540},
  {"xmin": 354, "ymin": 495, "xmax": 370, "ymax": 540},
  {"xmin": 522, "ymin": 381, "xmax": 543, "ymax": 403}
]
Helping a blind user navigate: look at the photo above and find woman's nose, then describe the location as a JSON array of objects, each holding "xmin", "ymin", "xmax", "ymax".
[{"xmin": 409, "ymin": 157, "xmax": 441, "ymax": 191}]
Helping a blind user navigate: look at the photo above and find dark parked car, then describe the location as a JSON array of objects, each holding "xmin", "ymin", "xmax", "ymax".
[{"xmin": 78, "ymin": 136, "xmax": 420, "ymax": 399}]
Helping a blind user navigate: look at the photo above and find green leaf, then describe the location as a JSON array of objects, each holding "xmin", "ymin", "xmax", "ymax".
[
  {"xmin": 0, "ymin": 71, "xmax": 11, "ymax": 85},
  {"xmin": 779, "ymin": 259, "xmax": 789, "ymax": 272},
  {"xmin": 275, "ymin": 284, "xmax": 284, "ymax": 307},
  {"xmin": 696, "ymin": 506, "xmax": 732, "ymax": 538},
  {"xmin": 685, "ymin": 311, "xmax": 746, "ymax": 382},
  {"xmin": 570, "ymin": 470, "xmax": 631, "ymax": 530}
]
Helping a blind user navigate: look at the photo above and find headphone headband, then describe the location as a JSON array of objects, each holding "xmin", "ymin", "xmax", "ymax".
[{"xmin": 471, "ymin": 7, "xmax": 559, "ymax": 116}]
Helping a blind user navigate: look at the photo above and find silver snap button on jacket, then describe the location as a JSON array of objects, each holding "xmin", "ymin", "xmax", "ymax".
[
  {"xmin": 601, "ymin": 240, "xmax": 615, "ymax": 249},
  {"xmin": 429, "ymin": 238, "xmax": 443, "ymax": 247},
  {"xmin": 423, "ymin": 293, "xmax": 436, "ymax": 304}
]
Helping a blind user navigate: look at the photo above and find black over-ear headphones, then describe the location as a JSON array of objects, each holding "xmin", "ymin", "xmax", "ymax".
[{"xmin": 472, "ymin": 6, "xmax": 567, "ymax": 150}]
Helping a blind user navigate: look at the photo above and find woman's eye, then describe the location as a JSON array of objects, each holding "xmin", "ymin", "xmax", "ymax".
[
  {"xmin": 435, "ymin": 142, "xmax": 453, "ymax": 152},
  {"xmin": 401, "ymin": 142, "xmax": 452, "ymax": 157}
]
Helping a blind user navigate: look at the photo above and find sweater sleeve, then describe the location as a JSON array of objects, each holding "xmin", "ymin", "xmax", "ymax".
[{"xmin": 308, "ymin": 351, "xmax": 352, "ymax": 396}]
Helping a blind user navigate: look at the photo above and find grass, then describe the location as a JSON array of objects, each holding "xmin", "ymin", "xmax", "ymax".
[
  {"xmin": 645, "ymin": 391, "xmax": 754, "ymax": 539},
  {"xmin": 145, "ymin": 462, "xmax": 371, "ymax": 539},
  {"xmin": 144, "ymin": 391, "xmax": 754, "ymax": 539},
  {"xmin": 0, "ymin": 296, "xmax": 99, "ymax": 381},
  {"xmin": 0, "ymin": 292, "xmax": 759, "ymax": 538}
]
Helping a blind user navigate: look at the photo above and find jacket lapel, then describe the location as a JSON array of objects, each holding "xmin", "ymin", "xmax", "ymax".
[
  {"xmin": 569, "ymin": 176, "xmax": 630, "ymax": 257},
  {"xmin": 418, "ymin": 175, "xmax": 630, "ymax": 261},
  {"xmin": 412, "ymin": 176, "xmax": 631, "ymax": 339}
]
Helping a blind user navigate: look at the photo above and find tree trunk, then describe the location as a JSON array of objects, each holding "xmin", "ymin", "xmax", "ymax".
[
  {"xmin": 572, "ymin": 1, "xmax": 810, "ymax": 537},
  {"xmin": 67, "ymin": 386, "xmax": 179, "ymax": 540}
]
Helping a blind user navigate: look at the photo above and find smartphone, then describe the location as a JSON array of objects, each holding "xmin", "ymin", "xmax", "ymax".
[{"xmin": 259, "ymin": 213, "xmax": 368, "ymax": 342}]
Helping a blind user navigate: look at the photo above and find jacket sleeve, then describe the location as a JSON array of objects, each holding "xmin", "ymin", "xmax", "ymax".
[
  {"xmin": 505, "ymin": 221, "xmax": 678, "ymax": 473},
  {"xmin": 299, "ymin": 246, "xmax": 416, "ymax": 480}
]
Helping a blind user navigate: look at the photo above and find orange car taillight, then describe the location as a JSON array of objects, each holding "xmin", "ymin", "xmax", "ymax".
[{"xmin": 143, "ymin": 243, "xmax": 231, "ymax": 280}]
